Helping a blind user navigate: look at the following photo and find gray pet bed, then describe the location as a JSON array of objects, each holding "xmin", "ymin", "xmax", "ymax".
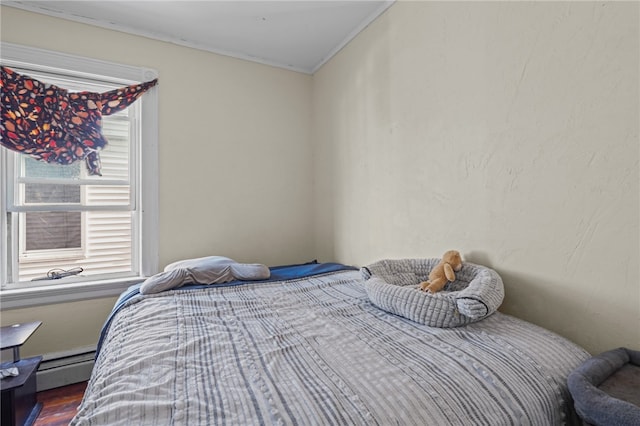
[
  {"xmin": 361, "ymin": 258, "xmax": 504, "ymax": 328},
  {"xmin": 567, "ymin": 347, "xmax": 640, "ymax": 426}
]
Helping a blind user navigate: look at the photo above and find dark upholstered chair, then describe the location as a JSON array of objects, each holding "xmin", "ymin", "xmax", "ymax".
[{"xmin": 567, "ymin": 347, "xmax": 640, "ymax": 426}]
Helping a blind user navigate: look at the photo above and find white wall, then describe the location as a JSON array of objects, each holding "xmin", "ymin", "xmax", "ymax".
[
  {"xmin": 312, "ymin": 1, "xmax": 639, "ymax": 355},
  {"xmin": 0, "ymin": 6, "xmax": 314, "ymax": 356}
]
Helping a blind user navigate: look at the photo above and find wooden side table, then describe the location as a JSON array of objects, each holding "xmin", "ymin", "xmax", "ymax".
[{"xmin": 1, "ymin": 321, "xmax": 43, "ymax": 426}]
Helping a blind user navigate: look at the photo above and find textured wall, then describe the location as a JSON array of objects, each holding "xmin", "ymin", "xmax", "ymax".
[{"xmin": 312, "ymin": 1, "xmax": 639, "ymax": 354}]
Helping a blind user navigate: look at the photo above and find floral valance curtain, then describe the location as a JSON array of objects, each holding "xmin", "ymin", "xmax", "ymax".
[{"xmin": 1, "ymin": 66, "xmax": 158, "ymax": 175}]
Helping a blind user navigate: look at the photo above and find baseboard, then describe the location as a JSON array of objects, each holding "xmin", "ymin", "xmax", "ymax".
[{"xmin": 36, "ymin": 346, "xmax": 95, "ymax": 391}]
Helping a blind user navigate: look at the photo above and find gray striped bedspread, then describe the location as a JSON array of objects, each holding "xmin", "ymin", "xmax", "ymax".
[{"xmin": 72, "ymin": 270, "xmax": 589, "ymax": 425}]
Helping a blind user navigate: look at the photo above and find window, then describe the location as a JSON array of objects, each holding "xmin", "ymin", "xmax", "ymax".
[{"xmin": 1, "ymin": 43, "xmax": 159, "ymax": 308}]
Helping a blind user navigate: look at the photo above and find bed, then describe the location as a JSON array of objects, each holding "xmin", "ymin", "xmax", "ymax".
[{"xmin": 71, "ymin": 261, "xmax": 590, "ymax": 426}]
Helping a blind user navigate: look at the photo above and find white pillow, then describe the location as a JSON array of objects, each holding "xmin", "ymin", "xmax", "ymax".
[{"xmin": 140, "ymin": 256, "xmax": 270, "ymax": 294}]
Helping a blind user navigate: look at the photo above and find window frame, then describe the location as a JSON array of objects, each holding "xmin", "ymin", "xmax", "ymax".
[{"xmin": 0, "ymin": 42, "xmax": 159, "ymax": 309}]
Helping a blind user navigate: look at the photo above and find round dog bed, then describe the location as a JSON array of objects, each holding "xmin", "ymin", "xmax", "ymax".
[
  {"xmin": 567, "ymin": 347, "xmax": 640, "ymax": 426},
  {"xmin": 361, "ymin": 258, "xmax": 504, "ymax": 328}
]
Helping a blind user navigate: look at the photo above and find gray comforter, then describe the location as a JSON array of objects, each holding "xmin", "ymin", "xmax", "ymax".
[{"xmin": 72, "ymin": 270, "xmax": 589, "ymax": 425}]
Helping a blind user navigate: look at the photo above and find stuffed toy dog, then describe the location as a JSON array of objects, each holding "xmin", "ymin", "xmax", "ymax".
[{"xmin": 419, "ymin": 250, "xmax": 463, "ymax": 293}]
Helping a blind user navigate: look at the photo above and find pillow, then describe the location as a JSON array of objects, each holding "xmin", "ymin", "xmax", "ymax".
[
  {"xmin": 140, "ymin": 256, "xmax": 270, "ymax": 294},
  {"xmin": 361, "ymin": 258, "xmax": 504, "ymax": 328}
]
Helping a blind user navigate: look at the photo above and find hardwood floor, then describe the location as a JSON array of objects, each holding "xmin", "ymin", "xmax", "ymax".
[{"xmin": 34, "ymin": 382, "xmax": 87, "ymax": 426}]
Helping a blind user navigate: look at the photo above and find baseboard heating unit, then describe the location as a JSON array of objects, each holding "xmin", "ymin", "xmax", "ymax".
[{"xmin": 36, "ymin": 346, "xmax": 95, "ymax": 391}]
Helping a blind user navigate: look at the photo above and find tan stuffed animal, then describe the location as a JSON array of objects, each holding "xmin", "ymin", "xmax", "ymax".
[{"xmin": 419, "ymin": 250, "xmax": 463, "ymax": 293}]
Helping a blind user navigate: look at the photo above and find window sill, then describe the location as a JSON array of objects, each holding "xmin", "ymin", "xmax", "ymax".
[{"xmin": 0, "ymin": 277, "xmax": 145, "ymax": 310}]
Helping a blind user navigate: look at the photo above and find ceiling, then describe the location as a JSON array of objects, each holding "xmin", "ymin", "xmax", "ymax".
[{"xmin": 4, "ymin": 1, "xmax": 394, "ymax": 74}]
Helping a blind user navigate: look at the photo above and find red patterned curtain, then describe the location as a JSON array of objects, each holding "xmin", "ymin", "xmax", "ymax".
[{"xmin": 1, "ymin": 66, "xmax": 158, "ymax": 175}]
